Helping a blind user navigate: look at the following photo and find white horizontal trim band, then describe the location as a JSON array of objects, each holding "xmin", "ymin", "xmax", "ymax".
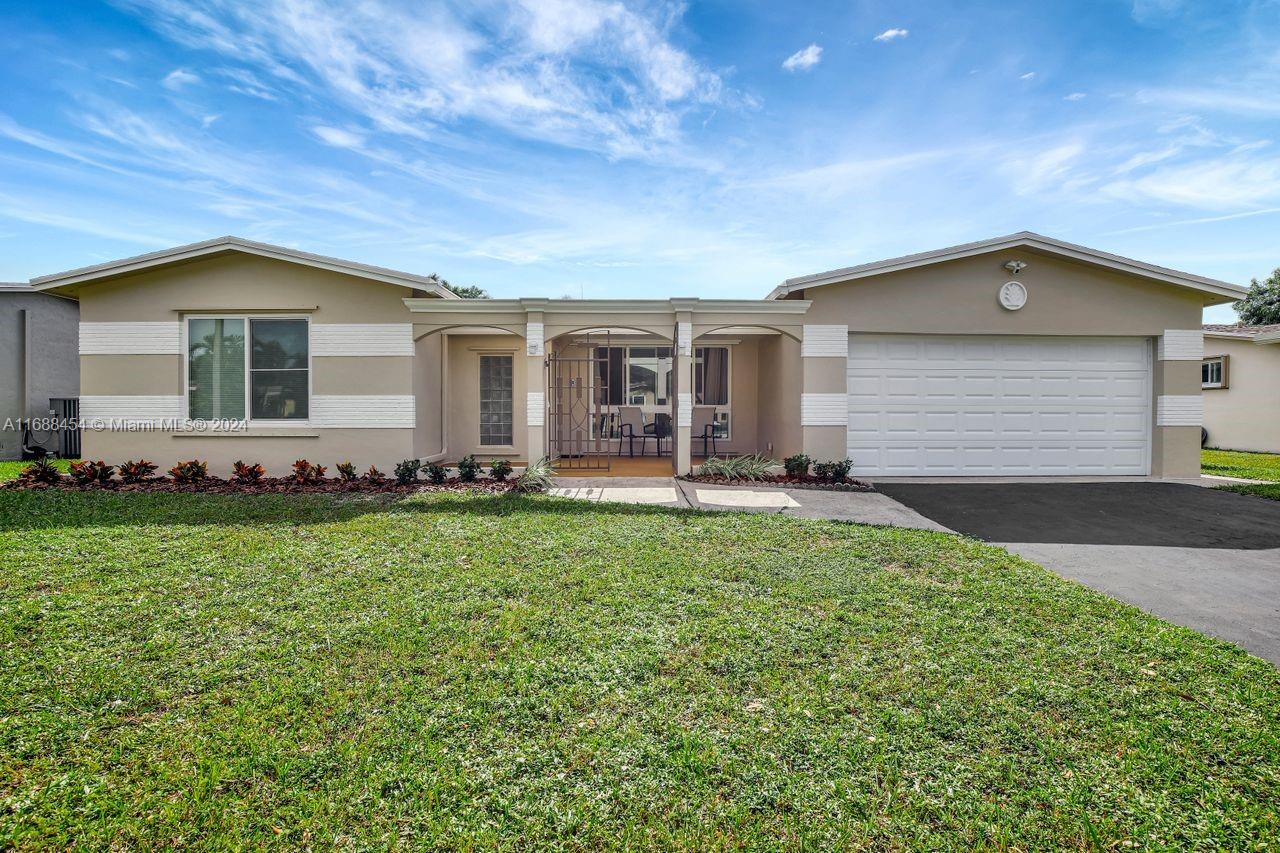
[
  {"xmin": 1158, "ymin": 330, "xmax": 1204, "ymax": 361},
  {"xmin": 311, "ymin": 395, "xmax": 415, "ymax": 428},
  {"xmin": 80, "ymin": 322, "xmax": 181, "ymax": 355},
  {"xmin": 1155, "ymin": 395, "xmax": 1204, "ymax": 426},
  {"xmin": 677, "ymin": 322, "xmax": 693, "ymax": 356},
  {"xmin": 801, "ymin": 392, "xmax": 848, "ymax": 426},
  {"xmin": 802, "ymin": 325, "xmax": 848, "ymax": 357},
  {"xmin": 79, "ymin": 395, "xmax": 185, "ymax": 425},
  {"xmin": 677, "ymin": 392, "xmax": 693, "ymax": 428},
  {"xmin": 527, "ymin": 391, "xmax": 545, "ymax": 427},
  {"xmin": 311, "ymin": 324, "xmax": 414, "ymax": 356},
  {"xmin": 526, "ymin": 322, "xmax": 544, "ymax": 356}
]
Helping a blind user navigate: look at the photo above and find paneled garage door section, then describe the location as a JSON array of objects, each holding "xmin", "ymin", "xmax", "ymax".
[{"xmin": 847, "ymin": 335, "xmax": 1152, "ymax": 476}]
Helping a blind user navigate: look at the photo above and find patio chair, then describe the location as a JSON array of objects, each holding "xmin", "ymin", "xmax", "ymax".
[
  {"xmin": 692, "ymin": 406, "xmax": 718, "ymax": 457},
  {"xmin": 647, "ymin": 412, "xmax": 672, "ymax": 456},
  {"xmin": 617, "ymin": 406, "xmax": 651, "ymax": 457}
]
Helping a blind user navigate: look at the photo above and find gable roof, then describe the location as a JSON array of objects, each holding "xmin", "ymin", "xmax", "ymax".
[
  {"xmin": 768, "ymin": 231, "xmax": 1246, "ymax": 302},
  {"xmin": 29, "ymin": 236, "xmax": 459, "ymax": 298}
]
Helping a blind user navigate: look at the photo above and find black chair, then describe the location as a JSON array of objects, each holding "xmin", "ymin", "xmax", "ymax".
[
  {"xmin": 646, "ymin": 412, "xmax": 672, "ymax": 456},
  {"xmin": 692, "ymin": 406, "xmax": 718, "ymax": 457}
]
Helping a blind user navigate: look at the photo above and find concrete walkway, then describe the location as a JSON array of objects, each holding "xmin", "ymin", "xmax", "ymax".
[{"xmin": 549, "ymin": 476, "xmax": 949, "ymax": 531}]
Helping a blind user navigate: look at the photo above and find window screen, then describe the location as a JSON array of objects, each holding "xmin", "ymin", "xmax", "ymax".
[
  {"xmin": 250, "ymin": 319, "xmax": 309, "ymax": 420},
  {"xmin": 188, "ymin": 318, "xmax": 246, "ymax": 420}
]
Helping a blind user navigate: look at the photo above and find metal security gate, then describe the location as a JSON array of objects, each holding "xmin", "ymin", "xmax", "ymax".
[{"xmin": 547, "ymin": 331, "xmax": 611, "ymax": 471}]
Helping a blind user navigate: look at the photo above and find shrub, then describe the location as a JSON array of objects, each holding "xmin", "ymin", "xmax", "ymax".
[
  {"xmin": 456, "ymin": 455, "xmax": 481, "ymax": 483},
  {"xmin": 424, "ymin": 463, "xmax": 447, "ymax": 484},
  {"xmin": 291, "ymin": 459, "xmax": 326, "ymax": 483},
  {"xmin": 19, "ymin": 459, "xmax": 62, "ymax": 484},
  {"xmin": 394, "ymin": 459, "xmax": 422, "ymax": 484},
  {"xmin": 813, "ymin": 459, "xmax": 853, "ymax": 481},
  {"xmin": 783, "ymin": 453, "xmax": 811, "ymax": 478},
  {"xmin": 118, "ymin": 459, "xmax": 158, "ymax": 483},
  {"xmin": 168, "ymin": 459, "xmax": 208, "ymax": 483},
  {"xmin": 698, "ymin": 454, "xmax": 774, "ymax": 481},
  {"xmin": 365, "ymin": 465, "xmax": 386, "ymax": 483},
  {"xmin": 515, "ymin": 456, "xmax": 554, "ymax": 493},
  {"xmin": 232, "ymin": 460, "xmax": 266, "ymax": 484},
  {"xmin": 488, "ymin": 459, "xmax": 513, "ymax": 481},
  {"xmin": 69, "ymin": 460, "xmax": 114, "ymax": 485},
  {"xmin": 336, "ymin": 461, "xmax": 358, "ymax": 482}
]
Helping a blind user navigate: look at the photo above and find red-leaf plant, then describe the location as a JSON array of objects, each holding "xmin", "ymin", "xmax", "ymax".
[
  {"xmin": 168, "ymin": 459, "xmax": 208, "ymax": 483},
  {"xmin": 69, "ymin": 460, "xmax": 115, "ymax": 485},
  {"xmin": 232, "ymin": 460, "xmax": 266, "ymax": 484},
  {"xmin": 291, "ymin": 459, "xmax": 327, "ymax": 483},
  {"xmin": 118, "ymin": 460, "xmax": 158, "ymax": 483}
]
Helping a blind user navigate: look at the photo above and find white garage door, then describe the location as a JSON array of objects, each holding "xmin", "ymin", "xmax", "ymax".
[{"xmin": 847, "ymin": 335, "xmax": 1151, "ymax": 476}]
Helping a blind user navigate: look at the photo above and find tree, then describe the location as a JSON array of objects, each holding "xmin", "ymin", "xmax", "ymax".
[
  {"xmin": 426, "ymin": 272, "xmax": 489, "ymax": 299},
  {"xmin": 1235, "ymin": 267, "xmax": 1280, "ymax": 325}
]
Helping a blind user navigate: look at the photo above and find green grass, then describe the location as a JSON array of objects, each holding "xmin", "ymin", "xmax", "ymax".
[
  {"xmin": 2, "ymin": 491, "xmax": 1278, "ymax": 849},
  {"xmin": 0, "ymin": 459, "xmax": 73, "ymax": 482},
  {"xmin": 1202, "ymin": 448, "xmax": 1280, "ymax": 482}
]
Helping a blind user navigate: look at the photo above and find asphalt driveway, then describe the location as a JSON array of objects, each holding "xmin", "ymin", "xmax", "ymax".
[{"xmin": 877, "ymin": 482, "xmax": 1280, "ymax": 664}]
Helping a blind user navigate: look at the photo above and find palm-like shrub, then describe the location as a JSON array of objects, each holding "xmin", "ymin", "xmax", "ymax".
[
  {"xmin": 19, "ymin": 459, "xmax": 62, "ymax": 484},
  {"xmin": 698, "ymin": 454, "xmax": 774, "ymax": 481},
  {"xmin": 515, "ymin": 457, "xmax": 554, "ymax": 493}
]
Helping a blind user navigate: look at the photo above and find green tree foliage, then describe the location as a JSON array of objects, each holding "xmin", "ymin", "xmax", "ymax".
[
  {"xmin": 427, "ymin": 272, "xmax": 490, "ymax": 299},
  {"xmin": 1235, "ymin": 267, "xmax": 1280, "ymax": 325}
]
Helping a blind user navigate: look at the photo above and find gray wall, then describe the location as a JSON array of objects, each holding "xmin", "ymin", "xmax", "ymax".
[{"xmin": 0, "ymin": 288, "xmax": 79, "ymax": 459}]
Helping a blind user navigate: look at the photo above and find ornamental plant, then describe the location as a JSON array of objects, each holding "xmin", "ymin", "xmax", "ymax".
[
  {"xmin": 365, "ymin": 465, "xmax": 386, "ymax": 483},
  {"xmin": 69, "ymin": 460, "xmax": 114, "ymax": 485},
  {"xmin": 424, "ymin": 463, "xmax": 447, "ymax": 484},
  {"xmin": 291, "ymin": 459, "xmax": 326, "ymax": 483},
  {"xmin": 394, "ymin": 459, "xmax": 421, "ymax": 484},
  {"xmin": 336, "ymin": 461, "xmax": 358, "ymax": 482},
  {"xmin": 168, "ymin": 459, "xmax": 208, "ymax": 483},
  {"xmin": 488, "ymin": 459, "xmax": 513, "ymax": 481},
  {"xmin": 118, "ymin": 459, "xmax": 158, "ymax": 483},
  {"xmin": 19, "ymin": 459, "xmax": 61, "ymax": 484},
  {"xmin": 813, "ymin": 459, "xmax": 853, "ymax": 481},
  {"xmin": 232, "ymin": 460, "xmax": 266, "ymax": 484},
  {"xmin": 515, "ymin": 456, "xmax": 554, "ymax": 493},
  {"xmin": 456, "ymin": 455, "xmax": 481, "ymax": 483},
  {"xmin": 783, "ymin": 453, "xmax": 812, "ymax": 478}
]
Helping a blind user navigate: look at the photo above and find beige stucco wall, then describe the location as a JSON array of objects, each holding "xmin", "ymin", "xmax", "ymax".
[
  {"xmin": 1203, "ymin": 336, "xmax": 1280, "ymax": 453},
  {"xmin": 755, "ymin": 334, "xmax": 803, "ymax": 459},
  {"xmin": 76, "ymin": 253, "xmax": 428, "ymax": 472},
  {"xmin": 443, "ymin": 332, "xmax": 527, "ymax": 462}
]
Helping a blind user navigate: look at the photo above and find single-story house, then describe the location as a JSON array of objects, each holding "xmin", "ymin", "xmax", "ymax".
[
  {"xmin": 24, "ymin": 231, "xmax": 1243, "ymax": 478},
  {"xmin": 1202, "ymin": 323, "xmax": 1280, "ymax": 453},
  {"xmin": 0, "ymin": 285, "xmax": 79, "ymax": 460}
]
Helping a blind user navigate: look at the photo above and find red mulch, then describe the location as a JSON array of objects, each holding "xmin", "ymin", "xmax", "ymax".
[
  {"xmin": 1, "ymin": 476, "xmax": 520, "ymax": 495},
  {"xmin": 679, "ymin": 474, "xmax": 873, "ymax": 492}
]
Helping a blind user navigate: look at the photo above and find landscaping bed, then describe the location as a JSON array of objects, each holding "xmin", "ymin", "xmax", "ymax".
[
  {"xmin": 680, "ymin": 473, "xmax": 873, "ymax": 492},
  {"xmin": 0, "ymin": 475, "xmax": 518, "ymax": 494}
]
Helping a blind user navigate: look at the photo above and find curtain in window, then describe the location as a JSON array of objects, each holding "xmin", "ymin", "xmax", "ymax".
[
  {"xmin": 700, "ymin": 347, "xmax": 728, "ymax": 406},
  {"xmin": 250, "ymin": 319, "xmax": 309, "ymax": 419},
  {"xmin": 188, "ymin": 318, "xmax": 245, "ymax": 420}
]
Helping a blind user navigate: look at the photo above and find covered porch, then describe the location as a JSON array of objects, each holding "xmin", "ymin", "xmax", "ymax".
[{"xmin": 405, "ymin": 297, "xmax": 825, "ymax": 475}]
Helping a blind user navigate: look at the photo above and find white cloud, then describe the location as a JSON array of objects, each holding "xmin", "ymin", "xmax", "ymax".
[
  {"xmin": 781, "ymin": 44, "xmax": 822, "ymax": 72},
  {"xmin": 312, "ymin": 125, "xmax": 365, "ymax": 149},
  {"xmin": 161, "ymin": 68, "xmax": 200, "ymax": 90},
  {"xmin": 1064, "ymin": 92, "xmax": 1086, "ymax": 101},
  {"xmin": 1020, "ymin": 72, "xmax": 1036, "ymax": 81},
  {"xmin": 1103, "ymin": 154, "xmax": 1280, "ymax": 209},
  {"xmin": 873, "ymin": 29, "xmax": 908, "ymax": 42},
  {"xmin": 122, "ymin": 0, "xmax": 732, "ymax": 162},
  {"xmin": 201, "ymin": 114, "xmax": 220, "ymax": 128}
]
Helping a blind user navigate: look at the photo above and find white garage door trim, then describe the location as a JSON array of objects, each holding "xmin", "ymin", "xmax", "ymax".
[{"xmin": 847, "ymin": 334, "xmax": 1152, "ymax": 476}]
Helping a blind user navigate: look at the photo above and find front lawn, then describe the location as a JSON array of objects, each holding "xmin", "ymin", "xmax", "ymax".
[
  {"xmin": 2, "ymin": 491, "xmax": 1277, "ymax": 848},
  {"xmin": 1202, "ymin": 448, "xmax": 1280, "ymax": 482}
]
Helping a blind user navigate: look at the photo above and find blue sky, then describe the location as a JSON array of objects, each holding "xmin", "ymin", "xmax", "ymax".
[{"xmin": 0, "ymin": 0, "xmax": 1276, "ymax": 322}]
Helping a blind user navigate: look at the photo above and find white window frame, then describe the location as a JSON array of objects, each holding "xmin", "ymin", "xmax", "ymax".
[
  {"xmin": 477, "ymin": 351, "xmax": 516, "ymax": 449},
  {"xmin": 182, "ymin": 314, "xmax": 313, "ymax": 425},
  {"xmin": 1202, "ymin": 356, "xmax": 1226, "ymax": 390}
]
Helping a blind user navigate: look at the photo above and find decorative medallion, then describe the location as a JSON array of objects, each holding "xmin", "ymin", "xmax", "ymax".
[{"xmin": 999, "ymin": 280, "xmax": 1028, "ymax": 311}]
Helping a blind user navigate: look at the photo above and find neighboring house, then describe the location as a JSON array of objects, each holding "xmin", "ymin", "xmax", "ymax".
[
  {"xmin": 24, "ymin": 232, "xmax": 1243, "ymax": 478},
  {"xmin": 1202, "ymin": 324, "xmax": 1280, "ymax": 453},
  {"xmin": 0, "ymin": 285, "xmax": 79, "ymax": 460}
]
